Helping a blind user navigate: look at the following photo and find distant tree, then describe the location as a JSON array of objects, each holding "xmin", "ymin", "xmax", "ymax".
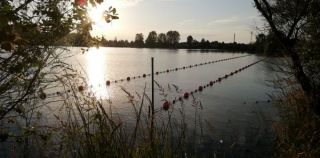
[
  {"xmin": 254, "ymin": 34, "xmax": 267, "ymax": 53},
  {"xmin": 187, "ymin": 35, "xmax": 193, "ymax": 48},
  {"xmin": 157, "ymin": 33, "xmax": 167, "ymax": 47},
  {"xmin": 166, "ymin": 31, "xmax": 180, "ymax": 47},
  {"xmin": 145, "ymin": 31, "xmax": 157, "ymax": 47},
  {"xmin": 134, "ymin": 33, "xmax": 144, "ymax": 47}
]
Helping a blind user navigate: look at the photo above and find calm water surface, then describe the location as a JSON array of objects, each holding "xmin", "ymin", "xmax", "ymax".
[{"xmin": 66, "ymin": 47, "xmax": 280, "ymax": 156}]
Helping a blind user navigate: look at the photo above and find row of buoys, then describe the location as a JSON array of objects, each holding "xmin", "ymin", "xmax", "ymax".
[
  {"xmin": 103, "ymin": 54, "xmax": 251, "ymax": 86},
  {"xmin": 38, "ymin": 55, "xmax": 252, "ymax": 99},
  {"xmin": 162, "ymin": 59, "xmax": 265, "ymax": 110},
  {"xmin": 39, "ymin": 55, "xmax": 251, "ymax": 99}
]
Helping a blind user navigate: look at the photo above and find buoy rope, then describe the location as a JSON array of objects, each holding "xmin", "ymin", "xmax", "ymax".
[
  {"xmin": 39, "ymin": 54, "xmax": 252, "ymax": 98},
  {"xmin": 161, "ymin": 59, "xmax": 265, "ymax": 110},
  {"xmin": 105, "ymin": 54, "xmax": 251, "ymax": 85}
]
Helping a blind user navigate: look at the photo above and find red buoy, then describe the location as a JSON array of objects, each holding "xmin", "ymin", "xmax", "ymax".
[
  {"xmin": 78, "ymin": 85, "xmax": 84, "ymax": 92},
  {"xmin": 106, "ymin": 80, "xmax": 111, "ymax": 86},
  {"xmin": 198, "ymin": 86, "xmax": 203, "ymax": 92},
  {"xmin": 127, "ymin": 77, "xmax": 130, "ymax": 81},
  {"xmin": 184, "ymin": 92, "xmax": 189, "ymax": 99},
  {"xmin": 163, "ymin": 101, "xmax": 170, "ymax": 110},
  {"xmin": 39, "ymin": 92, "xmax": 46, "ymax": 100}
]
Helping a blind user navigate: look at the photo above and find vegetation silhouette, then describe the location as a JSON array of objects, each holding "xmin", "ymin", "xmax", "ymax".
[{"xmin": 58, "ymin": 30, "xmax": 283, "ymax": 53}]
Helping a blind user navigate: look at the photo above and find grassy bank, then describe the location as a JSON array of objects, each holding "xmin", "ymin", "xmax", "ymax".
[{"xmin": 273, "ymin": 88, "xmax": 320, "ymax": 157}]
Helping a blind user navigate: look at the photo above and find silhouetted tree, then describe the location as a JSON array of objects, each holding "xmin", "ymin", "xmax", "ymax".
[
  {"xmin": 157, "ymin": 33, "xmax": 167, "ymax": 47},
  {"xmin": 145, "ymin": 31, "xmax": 157, "ymax": 47},
  {"xmin": 134, "ymin": 33, "xmax": 144, "ymax": 47},
  {"xmin": 254, "ymin": 0, "xmax": 320, "ymax": 114},
  {"xmin": 166, "ymin": 31, "xmax": 180, "ymax": 47},
  {"xmin": 187, "ymin": 35, "xmax": 193, "ymax": 48}
]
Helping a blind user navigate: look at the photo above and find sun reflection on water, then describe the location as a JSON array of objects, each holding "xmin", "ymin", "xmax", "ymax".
[{"xmin": 85, "ymin": 48, "xmax": 110, "ymax": 99}]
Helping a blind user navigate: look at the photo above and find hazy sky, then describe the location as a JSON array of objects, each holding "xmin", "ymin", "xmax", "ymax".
[{"xmin": 89, "ymin": 0, "xmax": 264, "ymax": 43}]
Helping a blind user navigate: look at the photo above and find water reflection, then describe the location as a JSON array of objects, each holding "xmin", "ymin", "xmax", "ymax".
[{"xmin": 85, "ymin": 48, "xmax": 110, "ymax": 99}]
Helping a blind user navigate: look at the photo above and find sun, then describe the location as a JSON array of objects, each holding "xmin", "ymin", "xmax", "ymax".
[
  {"xmin": 86, "ymin": 0, "xmax": 125, "ymax": 38},
  {"xmin": 86, "ymin": 2, "xmax": 111, "ymax": 37}
]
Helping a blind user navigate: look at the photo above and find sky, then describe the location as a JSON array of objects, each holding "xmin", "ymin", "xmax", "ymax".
[{"xmin": 88, "ymin": 0, "xmax": 264, "ymax": 43}]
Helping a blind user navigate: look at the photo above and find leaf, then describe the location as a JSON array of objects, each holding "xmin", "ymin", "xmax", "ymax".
[
  {"xmin": 0, "ymin": 133, "xmax": 9, "ymax": 142},
  {"xmin": 1, "ymin": 41, "xmax": 14, "ymax": 51},
  {"xmin": 111, "ymin": 15, "xmax": 119, "ymax": 20},
  {"xmin": 112, "ymin": 8, "xmax": 117, "ymax": 14}
]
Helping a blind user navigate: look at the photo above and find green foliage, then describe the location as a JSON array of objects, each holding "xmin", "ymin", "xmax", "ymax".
[
  {"xmin": 157, "ymin": 33, "xmax": 167, "ymax": 47},
  {"xmin": 254, "ymin": 0, "xmax": 320, "ymax": 114},
  {"xmin": 187, "ymin": 35, "xmax": 193, "ymax": 48},
  {"xmin": 145, "ymin": 31, "xmax": 157, "ymax": 47},
  {"xmin": 166, "ymin": 30, "xmax": 180, "ymax": 47},
  {"xmin": 134, "ymin": 33, "xmax": 144, "ymax": 47},
  {"xmin": 0, "ymin": 0, "xmax": 118, "ymax": 120}
]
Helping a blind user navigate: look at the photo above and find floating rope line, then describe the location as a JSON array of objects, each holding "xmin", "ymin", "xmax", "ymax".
[
  {"xmin": 161, "ymin": 59, "xmax": 265, "ymax": 110},
  {"xmin": 38, "ymin": 54, "xmax": 252, "ymax": 98},
  {"xmin": 106, "ymin": 54, "xmax": 251, "ymax": 85}
]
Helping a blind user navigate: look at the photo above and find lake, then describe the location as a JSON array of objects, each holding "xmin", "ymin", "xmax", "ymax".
[{"xmin": 48, "ymin": 47, "xmax": 282, "ymax": 157}]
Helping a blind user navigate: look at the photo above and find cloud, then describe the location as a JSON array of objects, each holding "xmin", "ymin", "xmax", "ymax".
[{"xmin": 207, "ymin": 15, "xmax": 258, "ymax": 26}]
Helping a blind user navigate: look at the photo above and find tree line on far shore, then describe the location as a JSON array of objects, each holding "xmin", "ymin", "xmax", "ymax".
[{"xmin": 57, "ymin": 30, "xmax": 282, "ymax": 54}]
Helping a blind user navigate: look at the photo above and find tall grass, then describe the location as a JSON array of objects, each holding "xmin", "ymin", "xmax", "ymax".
[
  {"xmin": 273, "ymin": 80, "xmax": 320, "ymax": 157},
  {"xmin": 0, "ymin": 71, "xmax": 213, "ymax": 157}
]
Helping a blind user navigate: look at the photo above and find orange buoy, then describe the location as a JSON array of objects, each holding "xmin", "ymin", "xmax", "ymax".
[
  {"xmin": 198, "ymin": 86, "xmax": 203, "ymax": 92},
  {"xmin": 127, "ymin": 77, "xmax": 130, "ymax": 81},
  {"xmin": 184, "ymin": 92, "xmax": 189, "ymax": 99},
  {"xmin": 163, "ymin": 101, "xmax": 170, "ymax": 110},
  {"xmin": 106, "ymin": 80, "xmax": 111, "ymax": 86}
]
